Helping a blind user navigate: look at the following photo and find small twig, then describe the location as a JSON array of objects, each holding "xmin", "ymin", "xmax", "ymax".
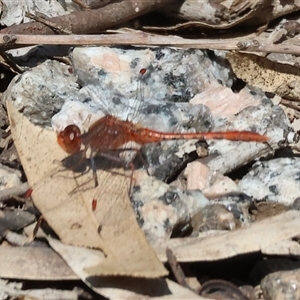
[
  {"xmin": 0, "ymin": 182, "xmax": 29, "ymax": 202},
  {"xmin": 27, "ymin": 216, "xmax": 45, "ymax": 243},
  {"xmin": 25, "ymin": 12, "xmax": 72, "ymax": 35},
  {"xmin": 166, "ymin": 248, "xmax": 191, "ymax": 290}
]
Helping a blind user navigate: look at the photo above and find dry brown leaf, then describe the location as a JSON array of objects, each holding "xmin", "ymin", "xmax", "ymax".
[
  {"xmin": 6, "ymin": 99, "xmax": 167, "ymax": 278},
  {"xmin": 48, "ymin": 237, "xmax": 206, "ymax": 299},
  {"xmin": 0, "ymin": 239, "xmax": 205, "ymax": 299},
  {"xmin": 154, "ymin": 210, "xmax": 300, "ymax": 262},
  {"xmin": 227, "ymin": 51, "xmax": 300, "ymax": 101}
]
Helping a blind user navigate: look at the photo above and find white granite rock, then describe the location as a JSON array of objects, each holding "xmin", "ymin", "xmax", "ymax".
[{"xmin": 239, "ymin": 157, "xmax": 300, "ymax": 205}]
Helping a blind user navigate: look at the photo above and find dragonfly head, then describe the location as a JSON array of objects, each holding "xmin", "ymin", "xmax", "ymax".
[{"xmin": 57, "ymin": 125, "xmax": 82, "ymax": 154}]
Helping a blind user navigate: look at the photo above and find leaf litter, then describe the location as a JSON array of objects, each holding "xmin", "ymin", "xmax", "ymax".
[{"xmin": 3, "ymin": 45, "xmax": 300, "ymax": 299}]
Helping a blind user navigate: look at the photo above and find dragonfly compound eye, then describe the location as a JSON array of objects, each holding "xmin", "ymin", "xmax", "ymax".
[{"xmin": 57, "ymin": 125, "xmax": 82, "ymax": 154}]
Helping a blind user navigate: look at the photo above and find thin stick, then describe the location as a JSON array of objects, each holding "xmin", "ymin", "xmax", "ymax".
[
  {"xmin": 27, "ymin": 216, "xmax": 45, "ymax": 243},
  {"xmin": 1, "ymin": 32, "xmax": 300, "ymax": 55},
  {"xmin": 0, "ymin": 32, "xmax": 243, "ymax": 48}
]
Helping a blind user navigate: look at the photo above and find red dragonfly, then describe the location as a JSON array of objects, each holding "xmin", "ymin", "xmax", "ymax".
[
  {"xmin": 56, "ymin": 68, "xmax": 268, "ymax": 213},
  {"xmin": 57, "ymin": 114, "xmax": 268, "ymax": 156}
]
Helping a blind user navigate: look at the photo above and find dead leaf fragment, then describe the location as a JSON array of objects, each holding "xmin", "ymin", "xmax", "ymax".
[
  {"xmin": 48, "ymin": 238, "xmax": 205, "ymax": 300},
  {"xmin": 0, "ymin": 246, "xmax": 77, "ymax": 280},
  {"xmin": 155, "ymin": 210, "xmax": 300, "ymax": 263},
  {"xmin": 227, "ymin": 51, "xmax": 300, "ymax": 101}
]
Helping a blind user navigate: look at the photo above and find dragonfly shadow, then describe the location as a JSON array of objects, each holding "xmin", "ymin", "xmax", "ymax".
[
  {"xmin": 60, "ymin": 150, "xmax": 128, "ymax": 174},
  {"xmin": 60, "ymin": 150, "xmax": 89, "ymax": 173},
  {"xmin": 57, "ymin": 150, "xmax": 132, "ymax": 196},
  {"xmin": 93, "ymin": 151, "xmax": 129, "ymax": 172}
]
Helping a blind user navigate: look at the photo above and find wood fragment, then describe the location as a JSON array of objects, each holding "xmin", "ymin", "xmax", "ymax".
[
  {"xmin": 0, "ymin": 0, "xmax": 174, "ymax": 35},
  {"xmin": 27, "ymin": 217, "xmax": 45, "ymax": 243},
  {"xmin": 1, "ymin": 32, "xmax": 300, "ymax": 56},
  {"xmin": 166, "ymin": 248, "xmax": 191, "ymax": 290}
]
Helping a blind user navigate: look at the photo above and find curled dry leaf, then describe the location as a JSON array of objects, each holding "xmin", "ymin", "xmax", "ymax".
[{"xmin": 160, "ymin": 0, "xmax": 300, "ymax": 30}]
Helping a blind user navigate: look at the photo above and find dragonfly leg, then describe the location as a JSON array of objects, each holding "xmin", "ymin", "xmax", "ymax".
[
  {"xmin": 89, "ymin": 155, "xmax": 99, "ymax": 188},
  {"xmin": 127, "ymin": 161, "xmax": 136, "ymax": 196}
]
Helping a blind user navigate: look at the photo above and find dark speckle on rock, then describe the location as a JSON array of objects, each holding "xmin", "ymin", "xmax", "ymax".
[
  {"xmin": 294, "ymin": 172, "xmax": 300, "ymax": 180},
  {"xmin": 159, "ymin": 191, "xmax": 179, "ymax": 205},
  {"xmin": 269, "ymin": 185, "xmax": 279, "ymax": 195}
]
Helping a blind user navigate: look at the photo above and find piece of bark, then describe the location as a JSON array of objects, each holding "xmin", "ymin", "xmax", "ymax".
[{"xmin": 0, "ymin": 0, "xmax": 173, "ymax": 35}]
